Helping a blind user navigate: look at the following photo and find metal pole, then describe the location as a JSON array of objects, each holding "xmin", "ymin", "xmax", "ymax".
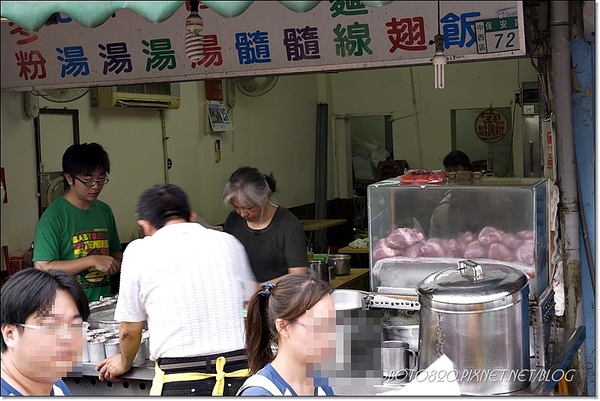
[
  {"xmin": 160, "ymin": 110, "xmax": 170, "ymax": 184},
  {"xmin": 550, "ymin": 0, "xmax": 586, "ymax": 394},
  {"xmin": 314, "ymin": 103, "xmax": 328, "ymax": 251}
]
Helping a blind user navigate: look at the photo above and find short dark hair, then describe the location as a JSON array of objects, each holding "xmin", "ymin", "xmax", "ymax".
[
  {"xmin": 1, "ymin": 268, "xmax": 90, "ymax": 352},
  {"xmin": 443, "ymin": 150, "xmax": 473, "ymax": 171},
  {"xmin": 137, "ymin": 184, "xmax": 192, "ymax": 230},
  {"xmin": 62, "ymin": 142, "xmax": 111, "ymax": 191}
]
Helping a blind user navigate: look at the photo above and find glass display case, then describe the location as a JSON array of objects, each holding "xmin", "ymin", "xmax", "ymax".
[{"xmin": 368, "ymin": 177, "xmax": 549, "ymax": 299}]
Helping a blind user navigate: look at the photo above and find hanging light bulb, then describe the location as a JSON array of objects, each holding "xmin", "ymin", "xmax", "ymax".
[
  {"xmin": 185, "ymin": 1, "xmax": 204, "ymax": 63},
  {"xmin": 431, "ymin": 1, "xmax": 446, "ymax": 89},
  {"xmin": 432, "ymin": 33, "xmax": 446, "ymax": 89}
]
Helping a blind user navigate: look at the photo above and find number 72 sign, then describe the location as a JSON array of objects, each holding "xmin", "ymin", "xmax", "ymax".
[{"xmin": 475, "ymin": 17, "xmax": 519, "ymax": 54}]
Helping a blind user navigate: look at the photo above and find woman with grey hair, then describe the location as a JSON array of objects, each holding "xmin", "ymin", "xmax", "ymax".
[{"xmin": 223, "ymin": 166, "xmax": 308, "ymax": 284}]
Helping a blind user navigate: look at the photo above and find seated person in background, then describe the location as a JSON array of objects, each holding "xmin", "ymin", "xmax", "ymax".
[
  {"xmin": 32, "ymin": 142, "xmax": 122, "ymax": 302},
  {"xmin": 238, "ymin": 273, "xmax": 335, "ymax": 396},
  {"xmin": 1, "ymin": 268, "xmax": 90, "ymax": 396},
  {"xmin": 431, "ymin": 150, "xmax": 518, "ymax": 239},
  {"xmin": 96, "ymin": 184, "xmax": 256, "ymax": 396},
  {"xmin": 430, "ymin": 190, "xmax": 516, "ymax": 238},
  {"xmin": 223, "ymin": 166, "xmax": 308, "ymax": 284},
  {"xmin": 443, "ymin": 150, "xmax": 474, "ymax": 172}
]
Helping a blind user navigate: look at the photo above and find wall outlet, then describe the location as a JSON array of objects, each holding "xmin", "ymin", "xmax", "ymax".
[{"xmin": 523, "ymin": 104, "xmax": 535, "ymax": 115}]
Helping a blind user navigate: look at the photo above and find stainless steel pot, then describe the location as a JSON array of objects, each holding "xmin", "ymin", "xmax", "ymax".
[
  {"xmin": 328, "ymin": 254, "xmax": 351, "ymax": 276},
  {"xmin": 309, "ymin": 260, "xmax": 329, "ymax": 282},
  {"xmin": 383, "ymin": 324, "xmax": 419, "ymax": 353},
  {"xmin": 382, "ymin": 340, "xmax": 417, "ymax": 381},
  {"xmin": 417, "ymin": 260, "xmax": 530, "ymax": 395},
  {"xmin": 331, "ymin": 289, "xmax": 368, "ymax": 310},
  {"xmin": 88, "ymin": 303, "xmax": 120, "ymax": 331}
]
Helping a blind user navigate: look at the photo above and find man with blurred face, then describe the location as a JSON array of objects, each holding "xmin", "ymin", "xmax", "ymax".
[{"xmin": 1, "ymin": 268, "xmax": 90, "ymax": 396}]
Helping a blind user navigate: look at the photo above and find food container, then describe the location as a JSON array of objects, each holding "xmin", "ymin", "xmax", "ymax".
[
  {"xmin": 382, "ymin": 325, "xmax": 419, "ymax": 354},
  {"xmin": 328, "ymin": 264, "xmax": 336, "ymax": 281},
  {"xmin": 104, "ymin": 339, "xmax": 121, "ymax": 358},
  {"xmin": 309, "ymin": 259, "xmax": 329, "ymax": 282},
  {"xmin": 331, "ymin": 289, "xmax": 368, "ymax": 310},
  {"xmin": 417, "ymin": 260, "xmax": 530, "ymax": 395},
  {"xmin": 132, "ymin": 336, "xmax": 148, "ymax": 366},
  {"xmin": 81, "ymin": 322, "xmax": 90, "ymax": 363},
  {"xmin": 382, "ymin": 340, "xmax": 417, "ymax": 381},
  {"xmin": 368, "ymin": 177, "xmax": 549, "ymax": 299},
  {"xmin": 88, "ymin": 303, "xmax": 120, "ymax": 332},
  {"xmin": 327, "ymin": 254, "xmax": 351, "ymax": 276},
  {"xmin": 88, "ymin": 338, "xmax": 107, "ymax": 363}
]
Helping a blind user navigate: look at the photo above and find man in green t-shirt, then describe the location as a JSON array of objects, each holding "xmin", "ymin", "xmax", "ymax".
[{"xmin": 33, "ymin": 142, "xmax": 122, "ymax": 302}]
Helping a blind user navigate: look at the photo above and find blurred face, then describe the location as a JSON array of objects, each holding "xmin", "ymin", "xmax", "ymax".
[
  {"xmin": 2, "ymin": 290, "xmax": 84, "ymax": 384},
  {"xmin": 230, "ymin": 198, "xmax": 263, "ymax": 223},
  {"xmin": 286, "ymin": 294, "xmax": 336, "ymax": 365},
  {"xmin": 66, "ymin": 167, "xmax": 107, "ymax": 203}
]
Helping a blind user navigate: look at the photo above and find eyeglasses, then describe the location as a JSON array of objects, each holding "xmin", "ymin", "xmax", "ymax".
[
  {"xmin": 19, "ymin": 322, "xmax": 85, "ymax": 335},
  {"xmin": 74, "ymin": 176, "xmax": 109, "ymax": 187},
  {"xmin": 291, "ymin": 317, "xmax": 336, "ymax": 333}
]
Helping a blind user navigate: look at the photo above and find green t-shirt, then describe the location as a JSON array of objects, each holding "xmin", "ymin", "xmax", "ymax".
[{"xmin": 33, "ymin": 196, "xmax": 121, "ymax": 302}]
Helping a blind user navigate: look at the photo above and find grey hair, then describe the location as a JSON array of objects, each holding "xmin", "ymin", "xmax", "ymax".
[{"xmin": 223, "ymin": 166, "xmax": 276, "ymax": 207}]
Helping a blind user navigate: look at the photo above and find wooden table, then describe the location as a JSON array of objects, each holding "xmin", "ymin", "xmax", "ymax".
[
  {"xmin": 338, "ymin": 246, "xmax": 370, "ymax": 269},
  {"xmin": 300, "ymin": 219, "xmax": 346, "ymax": 231},
  {"xmin": 300, "ymin": 219, "xmax": 346, "ymax": 253},
  {"xmin": 338, "ymin": 246, "xmax": 369, "ymax": 254},
  {"xmin": 330, "ymin": 268, "xmax": 370, "ymax": 290}
]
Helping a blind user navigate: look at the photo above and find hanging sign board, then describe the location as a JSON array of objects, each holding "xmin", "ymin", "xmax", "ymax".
[
  {"xmin": 474, "ymin": 108, "xmax": 509, "ymax": 143},
  {"xmin": 475, "ymin": 16, "xmax": 520, "ymax": 54},
  {"xmin": 0, "ymin": 1, "xmax": 525, "ymax": 91}
]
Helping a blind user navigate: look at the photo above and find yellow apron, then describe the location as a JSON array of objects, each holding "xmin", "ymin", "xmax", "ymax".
[{"xmin": 149, "ymin": 355, "xmax": 250, "ymax": 396}]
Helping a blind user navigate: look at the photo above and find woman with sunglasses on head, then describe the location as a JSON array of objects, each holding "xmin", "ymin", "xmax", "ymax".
[
  {"xmin": 1, "ymin": 268, "xmax": 90, "ymax": 396},
  {"xmin": 238, "ymin": 272, "xmax": 336, "ymax": 396},
  {"xmin": 33, "ymin": 142, "xmax": 122, "ymax": 302}
]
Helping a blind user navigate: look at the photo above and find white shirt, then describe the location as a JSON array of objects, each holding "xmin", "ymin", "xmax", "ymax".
[{"xmin": 115, "ymin": 222, "xmax": 255, "ymax": 360}]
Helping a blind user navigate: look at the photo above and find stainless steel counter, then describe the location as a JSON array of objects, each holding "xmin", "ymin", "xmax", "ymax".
[
  {"xmin": 64, "ymin": 361, "xmax": 154, "ymax": 396},
  {"xmin": 75, "ymin": 360, "xmax": 155, "ymax": 380}
]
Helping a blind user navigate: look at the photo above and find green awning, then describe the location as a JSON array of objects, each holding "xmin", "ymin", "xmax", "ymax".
[
  {"xmin": 1, "ymin": 1, "xmax": 392, "ymax": 32},
  {"xmin": 1, "ymin": 2, "xmax": 185, "ymax": 31}
]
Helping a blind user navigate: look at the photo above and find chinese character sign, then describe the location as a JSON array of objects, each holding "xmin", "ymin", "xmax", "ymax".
[
  {"xmin": 1, "ymin": 1, "xmax": 524, "ymax": 91},
  {"xmin": 475, "ymin": 108, "xmax": 509, "ymax": 143}
]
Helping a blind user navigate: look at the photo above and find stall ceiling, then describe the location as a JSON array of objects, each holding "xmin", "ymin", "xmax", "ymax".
[{"xmin": 1, "ymin": 1, "xmax": 393, "ymax": 32}]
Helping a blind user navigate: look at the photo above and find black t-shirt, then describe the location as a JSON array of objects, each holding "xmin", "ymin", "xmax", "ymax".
[{"xmin": 224, "ymin": 206, "xmax": 308, "ymax": 282}]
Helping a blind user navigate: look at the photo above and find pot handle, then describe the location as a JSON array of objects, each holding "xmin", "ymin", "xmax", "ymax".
[
  {"xmin": 407, "ymin": 349, "xmax": 418, "ymax": 370},
  {"xmin": 457, "ymin": 259, "xmax": 484, "ymax": 282}
]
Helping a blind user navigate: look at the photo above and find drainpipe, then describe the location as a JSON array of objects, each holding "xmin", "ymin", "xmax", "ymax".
[{"xmin": 550, "ymin": 1, "xmax": 586, "ymax": 394}]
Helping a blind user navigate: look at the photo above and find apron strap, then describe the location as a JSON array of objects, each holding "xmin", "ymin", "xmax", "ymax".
[
  {"xmin": 149, "ymin": 362, "xmax": 166, "ymax": 396},
  {"xmin": 149, "ymin": 356, "xmax": 250, "ymax": 396}
]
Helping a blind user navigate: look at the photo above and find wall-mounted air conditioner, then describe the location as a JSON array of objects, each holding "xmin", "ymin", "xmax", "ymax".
[{"xmin": 91, "ymin": 82, "xmax": 181, "ymax": 109}]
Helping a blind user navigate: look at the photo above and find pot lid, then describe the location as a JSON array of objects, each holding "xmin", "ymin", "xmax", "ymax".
[{"xmin": 417, "ymin": 260, "xmax": 529, "ymax": 304}]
